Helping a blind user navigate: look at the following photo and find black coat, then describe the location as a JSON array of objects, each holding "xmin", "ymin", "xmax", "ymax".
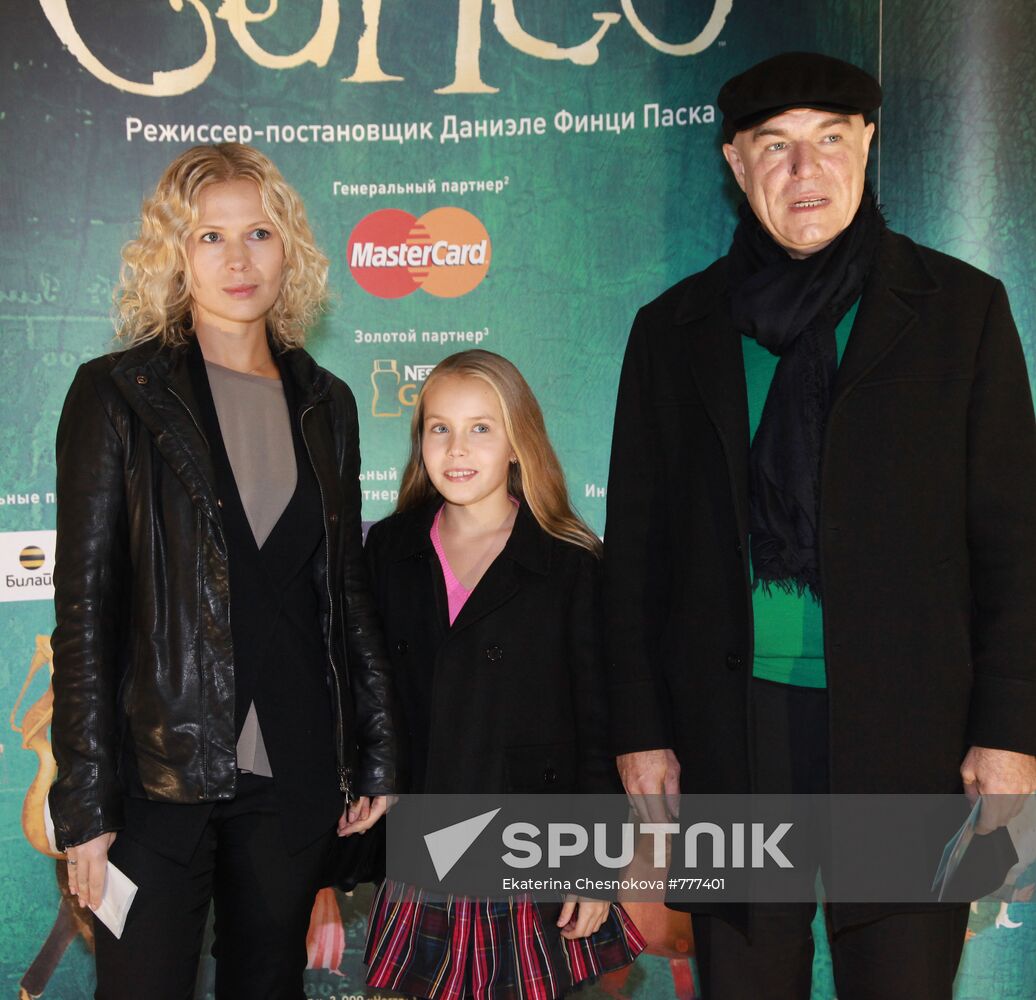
[
  {"xmin": 603, "ymin": 228, "xmax": 1036, "ymax": 798},
  {"xmin": 49, "ymin": 338, "xmax": 399, "ymax": 849},
  {"xmin": 365, "ymin": 502, "xmax": 618, "ymax": 795}
]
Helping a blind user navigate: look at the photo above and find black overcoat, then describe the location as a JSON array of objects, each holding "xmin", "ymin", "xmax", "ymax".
[
  {"xmin": 604, "ymin": 228, "xmax": 1036, "ymax": 797},
  {"xmin": 365, "ymin": 502, "xmax": 618, "ymax": 795}
]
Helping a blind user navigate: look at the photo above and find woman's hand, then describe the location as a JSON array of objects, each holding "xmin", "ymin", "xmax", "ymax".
[
  {"xmin": 337, "ymin": 794, "xmax": 395, "ymax": 836},
  {"xmin": 66, "ymin": 831, "xmax": 117, "ymax": 910},
  {"xmin": 556, "ymin": 896, "xmax": 611, "ymax": 940}
]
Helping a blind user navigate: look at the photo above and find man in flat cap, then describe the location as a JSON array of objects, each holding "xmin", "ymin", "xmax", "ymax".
[{"xmin": 604, "ymin": 51, "xmax": 1036, "ymax": 996}]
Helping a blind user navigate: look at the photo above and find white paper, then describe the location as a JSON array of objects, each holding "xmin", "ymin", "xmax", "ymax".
[
  {"xmin": 92, "ymin": 862, "xmax": 138, "ymax": 939},
  {"xmin": 43, "ymin": 797, "xmax": 59, "ymax": 855}
]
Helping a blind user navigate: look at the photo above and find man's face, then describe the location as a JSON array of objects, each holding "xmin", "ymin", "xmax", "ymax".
[{"xmin": 722, "ymin": 108, "xmax": 875, "ymax": 258}]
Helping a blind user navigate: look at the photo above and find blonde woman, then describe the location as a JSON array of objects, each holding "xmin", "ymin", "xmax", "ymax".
[
  {"xmin": 362, "ymin": 350, "xmax": 644, "ymax": 999},
  {"xmin": 49, "ymin": 143, "xmax": 398, "ymax": 998}
]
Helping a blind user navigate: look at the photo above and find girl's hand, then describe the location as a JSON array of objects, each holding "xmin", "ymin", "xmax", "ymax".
[
  {"xmin": 66, "ymin": 831, "xmax": 117, "ymax": 910},
  {"xmin": 557, "ymin": 896, "xmax": 611, "ymax": 940},
  {"xmin": 337, "ymin": 794, "xmax": 395, "ymax": 836}
]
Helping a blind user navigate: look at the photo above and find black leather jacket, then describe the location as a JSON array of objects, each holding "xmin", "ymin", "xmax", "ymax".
[{"xmin": 49, "ymin": 338, "xmax": 398, "ymax": 849}]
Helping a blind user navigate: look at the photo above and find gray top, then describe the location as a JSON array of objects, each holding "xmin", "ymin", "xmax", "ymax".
[
  {"xmin": 206, "ymin": 360, "xmax": 297, "ymax": 777},
  {"xmin": 205, "ymin": 361, "xmax": 297, "ymax": 548}
]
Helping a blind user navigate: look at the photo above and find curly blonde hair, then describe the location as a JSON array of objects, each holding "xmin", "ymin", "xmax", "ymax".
[
  {"xmin": 115, "ymin": 143, "xmax": 328, "ymax": 348},
  {"xmin": 397, "ymin": 350, "xmax": 601, "ymax": 556}
]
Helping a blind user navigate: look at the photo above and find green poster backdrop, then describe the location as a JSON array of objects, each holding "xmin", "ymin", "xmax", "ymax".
[
  {"xmin": 1, "ymin": 2, "xmax": 1032, "ymax": 996},
  {"xmin": 878, "ymin": 6, "xmax": 1036, "ymax": 997}
]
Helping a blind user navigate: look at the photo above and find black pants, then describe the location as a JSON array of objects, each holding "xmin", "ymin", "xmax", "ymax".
[
  {"xmin": 691, "ymin": 679, "xmax": 969, "ymax": 1000},
  {"xmin": 94, "ymin": 774, "xmax": 335, "ymax": 1000}
]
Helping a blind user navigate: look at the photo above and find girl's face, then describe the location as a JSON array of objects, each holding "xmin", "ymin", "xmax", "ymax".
[
  {"xmin": 186, "ymin": 179, "xmax": 284, "ymax": 338},
  {"xmin": 421, "ymin": 375, "xmax": 516, "ymax": 515}
]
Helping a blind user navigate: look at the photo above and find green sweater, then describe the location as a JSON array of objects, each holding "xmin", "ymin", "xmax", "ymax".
[{"xmin": 741, "ymin": 301, "xmax": 859, "ymax": 688}]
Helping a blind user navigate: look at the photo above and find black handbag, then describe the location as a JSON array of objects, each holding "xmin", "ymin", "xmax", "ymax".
[{"xmin": 327, "ymin": 815, "xmax": 387, "ymax": 892}]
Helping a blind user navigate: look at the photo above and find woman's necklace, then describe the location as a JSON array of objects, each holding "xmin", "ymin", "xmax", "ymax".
[{"xmin": 245, "ymin": 357, "xmax": 275, "ymax": 377}]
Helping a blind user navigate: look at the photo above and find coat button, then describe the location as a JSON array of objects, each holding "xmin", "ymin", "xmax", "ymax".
[
  {"xmin": 396, "ymin": 640, "xmax": 408, "ymax": 654},
  {"xmin": 217, "ymin": 498, "xmax": 223, "ymax": 509},
  {"xmin": 135, "ymin": 374, "xmax": 148, "ymax": 385},
  {"xmin": 328, "ymin": 512, "xmax": 338, "ymax": 524},
  {"xmin": 735, "ymin": 543, "xmax": 744, "ymax": 555},
  {"xmin": 543, "ymin": 767, "xmax": 558, "ymax": 784},
  {"xmin": 725, "ymin": 653, "xmax": 743, "ymax": 671},
  {"xmin": 485, "ymin": 645, "xmax": 503, "ymax": 662}
]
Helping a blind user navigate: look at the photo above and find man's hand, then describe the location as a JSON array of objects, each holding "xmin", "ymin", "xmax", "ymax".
[
  {"xmin": 338, "ymin": 794, "xmax": 395, "ymax": 836},
  {"xmin": 960, "ymin": 746, "xmax": 1036, "ymax": 834},
  {"xmin": 66, "ymin": 831, "xmax": 117, "ymax": 910},
  {"xmin": 557, "ymin": 896, "xmax": 611, "ymax": 940},
  {"xmin": 617, "ymin": 748, "xmax": 681, "ymax": 823}
]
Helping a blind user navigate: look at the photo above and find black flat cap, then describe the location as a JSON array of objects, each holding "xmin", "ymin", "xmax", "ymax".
[{"xmin": 718, "ymin": 52, "xmax": 881, "ymax": 142}]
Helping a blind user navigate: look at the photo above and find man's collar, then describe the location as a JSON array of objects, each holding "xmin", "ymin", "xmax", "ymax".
[
  {"xmin": 869, "ymin": 228, "xmax": 940, "ymax": 296},
  {"xmin": 672, "ymin": 225, "xmax": 939, "ymax": 327},
  {"xmin": 673, "ymin": 257, "xmax": 731, "ymax": 325}
]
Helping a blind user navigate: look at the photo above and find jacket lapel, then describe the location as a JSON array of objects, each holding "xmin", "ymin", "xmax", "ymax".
[
  {"xmin": 109, "ymin": 339, "xmax": 339, "ymax": 534},
  {"xmin": 384, "ymin": 503, "xmax": 443, "ymax": 632},
  {"xmin": 111, "ymin": 342, "xmax": 223, "ymax": 529},
  {"xmin": 670, "ymin": 232, "xmax": 941, "ymax": 541},
  {"xmin": 449, "ymin": 557, "xmax": 520, "ymax": 633},
  {"xmin": 675, "ymin": 262, "xmax": 752, "ymax": 544},
  {"xmin": 449, "ymin": 503, "xmax": 550, "ymax": 635},
  {"xmin": 832, "ymin": 229, "xmax": 940, "ymax": 406},
  {"xmin": 387, "ymin": 501, "xmax": 522, "ymax": 636}
]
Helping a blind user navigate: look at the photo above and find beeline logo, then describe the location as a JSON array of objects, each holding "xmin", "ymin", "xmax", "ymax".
[
  {"xmin": 348, "ymin": 207, "xmax": 492, "ymax": 299},
  {"xmin": 19, "ymin": 545, "xmax": 45, "ymax": 570}
]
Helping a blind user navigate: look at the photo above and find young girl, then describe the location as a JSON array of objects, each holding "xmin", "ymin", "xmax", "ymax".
[{"xmin": 363, "ymin": 350, "xmax": 644, "ymax": 999}]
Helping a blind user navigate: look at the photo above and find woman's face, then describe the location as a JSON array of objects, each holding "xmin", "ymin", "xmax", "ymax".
[
  {"xmin": 186, "ymin": 179, "xmax": 284, "ymax": 338},
  {"xmin": 420, "ymin": 375, "xmax": 516, "ymax": 516}
]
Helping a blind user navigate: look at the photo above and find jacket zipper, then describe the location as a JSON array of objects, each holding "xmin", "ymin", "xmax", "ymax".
[
  {"xmin": 300, "ymin": 404, "xmax": 352, "ymax": 800},
  {"xmin": 167, "ymin": 385, "xmax": 211, "ymax": 452},
  {"xmin": 166, "ymin": 385, "xmax": 228, "ymax": 552},
  {"xmin": 166, "ymin": 384, "xmax": 229, "ymax": 797}
]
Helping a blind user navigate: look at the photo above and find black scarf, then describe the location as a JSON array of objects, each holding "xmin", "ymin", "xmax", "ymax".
[{"xmin": 728, "ymin": 186, "xmax": 884, "ymax": 599}]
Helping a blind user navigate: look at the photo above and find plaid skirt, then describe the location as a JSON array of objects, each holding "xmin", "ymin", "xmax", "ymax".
[{"xmin": 364, "ymin": 880, "xmax": 645, "ymax": 1000}]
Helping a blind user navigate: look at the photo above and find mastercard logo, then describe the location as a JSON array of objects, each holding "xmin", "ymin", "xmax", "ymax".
[{"xmin": 347, "ymin": 207, "xmax": 492, "ymax": 299}]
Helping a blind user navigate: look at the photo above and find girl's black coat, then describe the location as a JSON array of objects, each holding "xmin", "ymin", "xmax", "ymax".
[{"xmin": 365, "ymin": 502, "xmax": 618, "ymax": 795}]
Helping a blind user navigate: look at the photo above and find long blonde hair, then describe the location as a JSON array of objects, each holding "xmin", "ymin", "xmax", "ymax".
[
  {"xmin": 115, "ymin": 143, "xmax": 328, "ymax": 348},
  {"xmin": 397, "ymin": 350, "xmax": 601, "ymax": 555}
]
